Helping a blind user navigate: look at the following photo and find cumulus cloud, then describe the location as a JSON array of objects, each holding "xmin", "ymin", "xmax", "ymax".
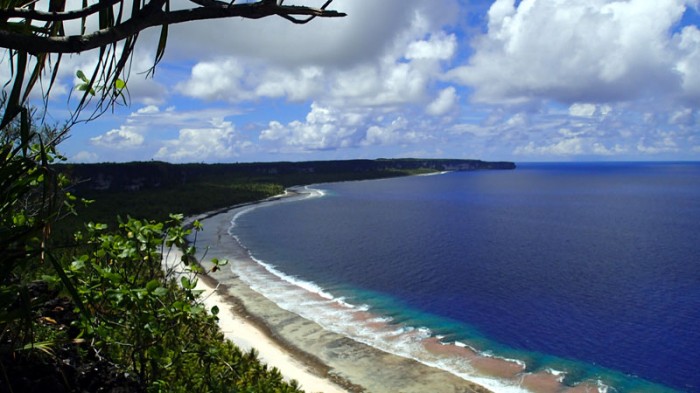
[
  {"xmin": 259, "ymin": 102, "xmax": 433, "ymax": 152},
  {"xmin": 675, "ymin": 25, "xmax": 700, "ymax": 103},
  {"xmin": 406, "ymin": 32, "xmax": 457, "ymax": 60},
  {"xmin": 83, "ymin": 105, "xmax": 251, "ymax": 161},
  {"xmin": 165, "ymin": 0, "xmax": 460, "ymax": 67},
  {"xmin": 426, "ymin": 86, "xmax": 458, "ymax": 116},
  {"xmin": 514, "ymin": 134, "xmax": 628, "ymax": 157},
  {"xmin": 636, "ymin": 132, "xmax": 681, "ymax": 154},
  {"xmin": 90, "ymin": 127, "xmax": 145, "ymax": 148},
  {"xmin": 154, "ymin": 118, "xmax": 247, "ymax": 162},
  {"xmin": 361, "ymin": 117, "xmax": 429, "ymax": 146},
  {"xmin": 71, "ymin": 150, "xmax": 99, "ymax": 163},
  {"xmin": 449, "ymin": 0, "xmax": 699, "ymax": 105},
  {"xmin": 260, "ymin": 103, "xmax": 362, "ymax": 151},
  {"xmin": 54, "ymin": 0, "xmax": 700, "ymax": 162},
  {"xmin": 669, "ymin": 108, "xmax": 696, "ymax": 125},
  {"xmin": 175, "ymin": 6, "xmax": 459, "ymax": 109}
]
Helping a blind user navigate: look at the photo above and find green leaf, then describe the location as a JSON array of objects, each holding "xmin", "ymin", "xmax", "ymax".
[
  {"xmin": 172, "ymin": 301, "xmax": 185, "ymax": 311},
  {"xmin": 153, "ymin": 287, "xmax": 168, "ymax": 297},
  {"xmin": 146, "ymin": 279, "xmax": 160, "ymax": 292},
  {"xmin": 70, "ymin": 259, "xmax": 85, "ymax": 272},
  {"xmin": 77, "ymin": 83, "xmax": 96, "ymax": 96},
  {"xmin": 114, "ymin": 78, "xmax": 126, "ymax": 90},
  {"xmin": 211, "ymin": 305, "xmax": 219, "ymax": 316},
  {"xmin": 76, "ymin": 70, "xmax": 89, "ymax": 82}
]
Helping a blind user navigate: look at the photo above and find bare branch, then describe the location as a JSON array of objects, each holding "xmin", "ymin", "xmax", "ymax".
[
  {"xmin": 1, "ymin": 0, "xmax": 344, "ymax": 129},
  {"xmin": 0, "ymin": 1, "xmax": 345, "ymax": 54},
  {"xmin": 0, "ymin": 0, "xmax": 123, "ymax": 22}
]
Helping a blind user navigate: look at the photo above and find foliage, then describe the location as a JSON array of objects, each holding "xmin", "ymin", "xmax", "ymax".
[
  {"xmin": 0, "ymin": 110, "xmax": 304, "ymax": 392},
  {"xmin": 63, "ymin": 214, "xmax": 302, "ymax": 392},
  {"xmin": 0, "ymin": 111, "xmax": 73, "ymax": 367}
]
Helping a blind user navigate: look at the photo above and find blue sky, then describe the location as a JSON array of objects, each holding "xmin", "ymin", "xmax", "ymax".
[{"xmin": 32, "ymin": 0, "xmax": 700, "ymax": 163}]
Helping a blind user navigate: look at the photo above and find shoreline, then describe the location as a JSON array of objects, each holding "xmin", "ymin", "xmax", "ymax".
[
  {"xmin": 182, "ymin": 187, "xmax": 495, "ymax": 393},
  {"xmin": 182, "ymin": 185, "xmax": 605, "ymax": 393}
]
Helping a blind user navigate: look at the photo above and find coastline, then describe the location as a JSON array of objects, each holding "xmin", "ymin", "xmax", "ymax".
[
  {"xmin": 182, "ymin": 188, "xmax": 495, "ymax": 393},
  {"xmin": 181, "ymin": 186, "xmax": 605, "ymax": 393}
]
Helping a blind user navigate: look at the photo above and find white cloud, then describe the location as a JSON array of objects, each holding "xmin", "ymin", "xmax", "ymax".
[
  {"xmin": 136, "ymin": 105, "xmax": 160, "ymax": 115},
  {"xmin": 674, "ymin": 25, "xmax": 700, "ymax": 103},
  {"xmin": 406, "ymin": 33, "xmax": 457, "ymax": 60},
  {"xmin": 154, "ymin": 118, "xmax": 247, "ymax": 162},
  {"xmin": 165, "ymin": 0, "xmax": 460, "ymax": 67},
  {"xmin": 254, "ymin": 67, "xmax": 324, "ymax": 102},
  {"xmin": 637, "ymin": 133, "xmax": 680, "ymax": 154},
  {"xmin": 260, "ymin": 102, "xmax": 360, "ymax": 151},
  {"xmin": 361, "ymin": 117, "xmax": 426, "ymax": 146},
  {"xmin": 515, "ymin": 138, "xmax": 585, "ymax": 156},
  {"xmin": 71, "ymin": 150, "xmax": 99, "ymax": 162},
  {"xmin": 259, "ymin": 102, "xmax": 433, "ymax": 152},
  {"xmin": 174, "ymin": 59, "xmax": 252, "ymax": 102},
  {"xmin": 514, "ymin": 134, "xmax": 628, "ymax": 157},
  {"xmin": 90, "ymin": 127, "xmax": 145, "ymax": 149},
  {"xmin": 41, "ymin": 0, "xmax": 700, "ymax": 162},
  {"xmin": 121, "ymin": 50, "xmax": 169, "ymax": 105},
  {"xmin": 426, "ymin": 87, "xmax": 458, "ymax": 116},
  {"xmin": 592, "ymin": 142, "xmax": 627, "ymax": 156},
  {"xmin": 450, "ymin": 0, "xmax": 697, "ymax": 104},
  {"xmin": 173, "ymin": 2, "xmax": 459, "ymax": 110},
  {"xmin": 669, "ymin": 108, "xmax": 695, "ymax": 125},
  {"xmin": 569, "ymin": 103, "xmax": 597, "ymax": 118}
]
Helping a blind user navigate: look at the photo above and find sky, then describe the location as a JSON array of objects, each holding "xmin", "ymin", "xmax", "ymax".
[{"xmin": 26, "ymin": 0, "xmax": 700, "ymax": 163}]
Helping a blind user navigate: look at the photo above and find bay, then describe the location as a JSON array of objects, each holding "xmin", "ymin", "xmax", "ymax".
[{"xmin": 230, "ymin": 162, "xmax": 700, "ymax": 392}]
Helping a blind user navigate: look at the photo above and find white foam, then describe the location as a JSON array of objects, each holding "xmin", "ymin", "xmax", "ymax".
[
  {"xmin": 416, "ymin": 171, "xmax": 451, "ymax": 176},
  {"xmin": 545, "ymin": 368, "xmax": 567, "ymax": 382},
  {"xmin": 230, "ymin": 249, "xmax": 533, "ymax": 393},
  {"xmin": 481, "ymin": 350, "xmax": 528, "ymax": 369},
  {"xmin": 596, "ymin": 379, "xmax": 610, "ymax": 393}
]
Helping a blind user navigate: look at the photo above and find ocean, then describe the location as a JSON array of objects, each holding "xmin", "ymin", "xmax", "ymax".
[{"xmin": 226, "ymin": 162, "xmax": 700, "ymax": 392}]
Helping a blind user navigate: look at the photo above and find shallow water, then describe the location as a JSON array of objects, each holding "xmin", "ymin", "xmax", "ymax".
[{"xmin": 229, "ymin": 162, "xmax": 700, "ymax": 392}]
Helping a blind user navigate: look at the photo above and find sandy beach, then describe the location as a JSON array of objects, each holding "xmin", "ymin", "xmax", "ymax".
[{"xmin": 170, "ymin": 191, "xmax": 605, "ymax": 393}]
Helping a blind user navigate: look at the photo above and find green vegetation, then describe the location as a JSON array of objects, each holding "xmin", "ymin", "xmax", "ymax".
[
  {"xmin": 0, "ymin": 120, "xmax": 308, "ymax": 391},
  {"xmin": 63, "ymin": 215, "xmax": 303, "ymax": 392}
]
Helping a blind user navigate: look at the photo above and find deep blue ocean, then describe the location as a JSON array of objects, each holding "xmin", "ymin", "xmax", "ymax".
[{"xmin": 230, "ymin": 162, "xmax": 700, "ymax": 392}]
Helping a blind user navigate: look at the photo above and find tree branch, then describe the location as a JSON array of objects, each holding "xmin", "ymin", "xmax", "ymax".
[
  {"xmin": 0, "ymin": 1, "xmax": 346, "ymax": 54},
  {"xmin": 0, "ymin": 0, "xmax": 123, "ymax": 22}
]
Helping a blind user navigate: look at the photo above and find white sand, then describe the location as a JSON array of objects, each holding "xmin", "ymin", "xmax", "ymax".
[{"xmin": 163, "ymin": 247, "xmax": 348, "ymax": 393}]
